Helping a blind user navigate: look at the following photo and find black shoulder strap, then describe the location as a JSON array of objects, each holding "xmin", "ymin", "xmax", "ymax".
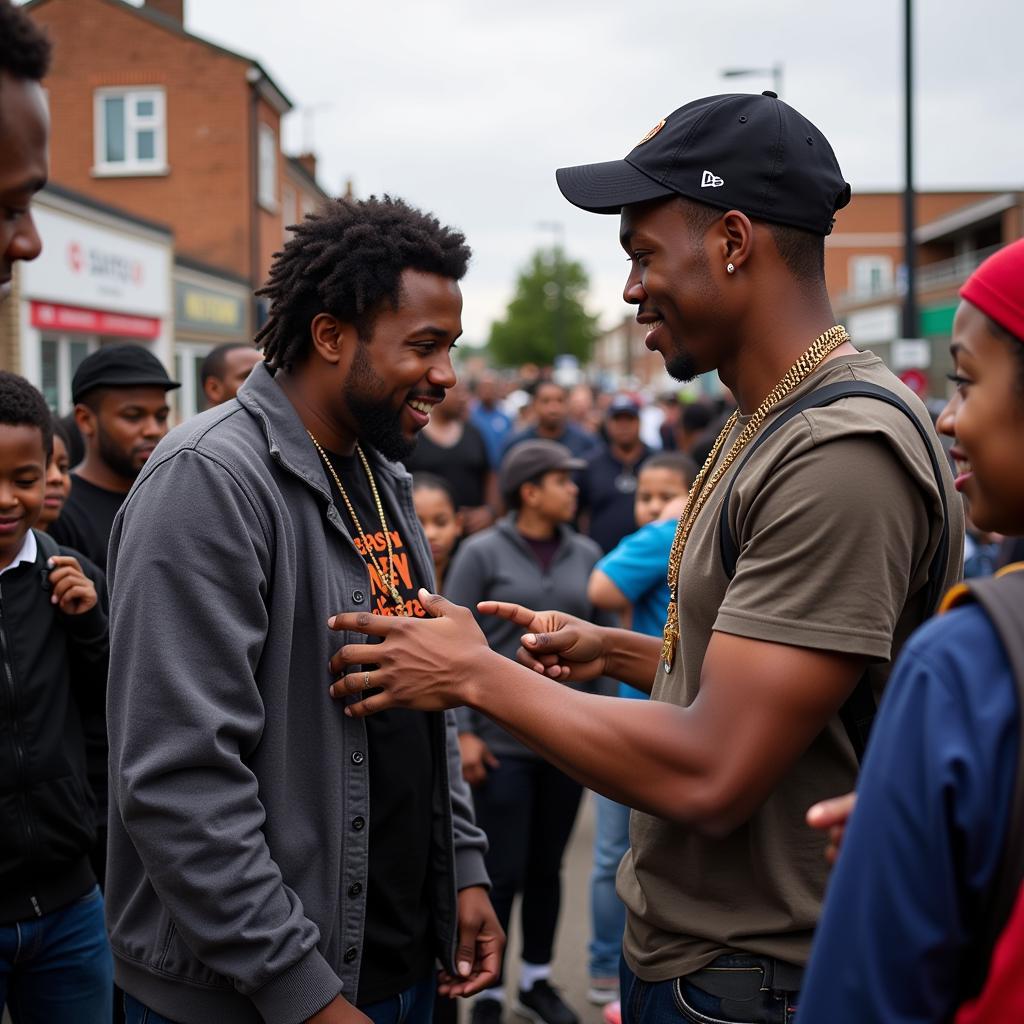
[
  {"xmin": 33, "ymin": 528, "xmax": 61, "ymax": 562},
  {"xmin": 716, "ymin": 381, "xmax": 952, "ymax": 760},
  {"xmin": 955, "ymin": 567, "xmax": 1024, "ymax": 996}
]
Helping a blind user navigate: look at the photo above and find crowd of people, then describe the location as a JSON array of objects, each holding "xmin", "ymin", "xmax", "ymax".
[{"xmin": 3, "ymin": 2, "xmax": 1024, "ymax": 1023}]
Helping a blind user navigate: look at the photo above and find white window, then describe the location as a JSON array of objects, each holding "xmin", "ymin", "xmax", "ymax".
[
  {"xmin": 173, "ymin": 342, "xmax": 212, "ymax": 420},
  {"xmin": 258, "ymin": 124, "xmax": 278, "ymax": 211},
  {"xmin": 93, "ymin": 87, "xmax": 167, "ymax": 176},
  {"xmin": 849, "ymin": 256, "xmax": 894, "ymax": 298}
]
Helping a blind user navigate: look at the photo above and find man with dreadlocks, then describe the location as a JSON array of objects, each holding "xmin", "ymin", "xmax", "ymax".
[{"xmin": 104, "ymin": 195, "xmax": 502, "ymax": 1024}]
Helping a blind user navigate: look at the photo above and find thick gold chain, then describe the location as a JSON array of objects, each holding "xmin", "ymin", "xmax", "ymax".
[
  {"xmin": 308, "ymin": 432, "xmax": 407, "ymax": 614},
  {"xmin": 661, "ymin": 325, "xmax": 851, "ymax": 668}
]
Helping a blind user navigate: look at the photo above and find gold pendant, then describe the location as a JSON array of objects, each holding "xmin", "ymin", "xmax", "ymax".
[{"xmin": 661, "ymin": 628, "xmax": 676, "ymax": 670}]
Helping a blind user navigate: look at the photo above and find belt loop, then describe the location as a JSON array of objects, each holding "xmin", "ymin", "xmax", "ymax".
[{"xmin": 762, "ymin": 957, "xmax": 774, "ymax": 991}]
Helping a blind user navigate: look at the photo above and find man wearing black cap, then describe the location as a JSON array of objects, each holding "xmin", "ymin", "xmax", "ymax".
[
  {"xmin": 50, "ymin": 344, "xmax": 178, "ymax": 572},
  {"xmin": 326, "ymin": 93, "xmax": 962, "ymax": 1023},
  {"xmin": 577, "ymin": 394, "xmax": 650, "ymax": 554}
]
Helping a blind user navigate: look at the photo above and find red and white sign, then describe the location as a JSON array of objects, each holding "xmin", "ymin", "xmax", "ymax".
[
  {"xmin": 21, "ymin": 206, "xmax": 169, "ymax": 317},
  {"xmin": 30, "ymin": 301, "xmax": 161, "ymax": 339},
  {"xmin": 898, "ymin": 368, "xmax": 929, "ymax": 397}
]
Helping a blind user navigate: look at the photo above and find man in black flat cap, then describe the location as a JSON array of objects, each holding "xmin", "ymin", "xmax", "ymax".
[
  {"xmin": 50, "ymin": 344, "xmax": 179, "ymax": 572},
  {"xmin": 324, "ymin": 92, "xmax": 962, "ymax": 1023}
]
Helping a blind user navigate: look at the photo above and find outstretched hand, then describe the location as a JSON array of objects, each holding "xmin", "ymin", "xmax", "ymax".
[
  {"xmin": 477, "ymin": 601, "xmax": 609, "ymax": 683},
  {"xmin": 806, "ymin": 791, "xmax": 857, "ymax": 865},
  {"xmin": 328, "ymin": 590, "xmax": 493, "ymax": 717}
]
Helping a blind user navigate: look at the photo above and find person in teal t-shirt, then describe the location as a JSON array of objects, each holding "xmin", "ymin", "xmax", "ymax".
[{"xmin": 583, "ymin": 452, "xmax": 694, "ymax": 1009}]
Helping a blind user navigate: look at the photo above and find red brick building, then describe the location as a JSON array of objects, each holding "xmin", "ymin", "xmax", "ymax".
[{"xmin": 20, "ymin": 0, "xmax": 330, "ymax": 414}]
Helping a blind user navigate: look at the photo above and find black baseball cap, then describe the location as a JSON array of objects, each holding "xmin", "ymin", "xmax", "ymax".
[
  {"xmin": 499, "ymin": 439, "xmax": 585, "ymax": 502},
  {"xmin": 72, "ymin": 344, "xmax": 181, "ymax": 403},
  {"xmin": 556, "ymin": 92, "xmax": 851, "ymax": 236}
]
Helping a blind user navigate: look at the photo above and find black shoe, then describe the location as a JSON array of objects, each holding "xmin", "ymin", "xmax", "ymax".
[
  {"xmin": 516, "ymin": 980, "xmax": 579, "ymax": 1024},
  {"xmin": 472, "ymin": 997, "xmax": 504, "ymax": 1024}
]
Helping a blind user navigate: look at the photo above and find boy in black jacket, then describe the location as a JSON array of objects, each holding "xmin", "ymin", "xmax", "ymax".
[{"xmin": 0, "ymin": 371, "xmax": 112, "ymax": 1023}]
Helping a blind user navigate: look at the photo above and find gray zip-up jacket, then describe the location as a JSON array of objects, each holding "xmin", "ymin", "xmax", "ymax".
[
  {"xmin": 105, "ymin": 364, "xmax": 489, "ymax": 1024},
  {"xmin": 446, "ymin": 515, "xmax": 612, "ymax": 760}
]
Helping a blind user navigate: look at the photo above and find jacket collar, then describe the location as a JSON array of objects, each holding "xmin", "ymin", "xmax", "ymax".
[{"xmin": 236, "ymin": 362, "xmax": 413, "ymax": 501}]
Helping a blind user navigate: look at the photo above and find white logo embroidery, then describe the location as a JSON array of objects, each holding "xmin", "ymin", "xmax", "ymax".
[{"xmin": 701, "ymin": 170, "xmax": 725, "ymax": 188}]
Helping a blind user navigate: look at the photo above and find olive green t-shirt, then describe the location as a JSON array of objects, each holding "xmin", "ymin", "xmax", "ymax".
[{"xmin": 617, "ymin": 351, "xmax": 964, "ymax": 981}]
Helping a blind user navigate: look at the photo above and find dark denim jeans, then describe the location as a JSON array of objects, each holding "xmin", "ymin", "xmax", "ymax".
[
  {"xmin": 125, "ymin": 976, "xmax": 436, "ymax": 1024},
  {"xmin": 0, "ymin": 884, "xmax": 113, "ymax": 1024},
  {"xmin": 620, "ymin": 954, "xmax": 798, "ymax": 1024}
]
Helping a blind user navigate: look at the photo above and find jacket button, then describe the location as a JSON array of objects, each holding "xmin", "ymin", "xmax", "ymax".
[
  {"xmin": 351, "ymin": 751, "xmax": 365, "ymax": 765},
  {"xmin": 348, "ymin": 882, "xmax": 363, "ymax": 898},
  {"xmin": 344, "ymin": 946, "xmax": 358, "ymax": 963},
  {"xmin": 352, "ymin": 590, "xmax": 365, "ymax": 603},
  {"xmin": 351, "ymin": 816, "xmax": 365, "ymax": 831}
]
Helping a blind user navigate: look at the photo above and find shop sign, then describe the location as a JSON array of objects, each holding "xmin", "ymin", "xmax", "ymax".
[
  {"xmin": 175, "ymin": 281, "xmax": 246, "ymax": 337},
  {"xmin": 30, "ymin": 301, "xmax": 161, "ymax": 339},
  {"xmin": 21, "ymin": 206, "xmax": 170, "ymax": 317}
]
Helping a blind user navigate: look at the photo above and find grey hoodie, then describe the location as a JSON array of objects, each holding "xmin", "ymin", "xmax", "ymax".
[
  {"xmin": 446, "ymin": 514, "xmax": 612, "ymax": 760},
  {"xmin": 105, "ymin": 364, "xmax": 488, "ymax": 1024}
]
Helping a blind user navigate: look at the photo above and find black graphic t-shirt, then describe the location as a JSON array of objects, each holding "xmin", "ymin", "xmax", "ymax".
[{"xmin": 324, "ymin": 450, "xmax": 436, "ymax": 1004}]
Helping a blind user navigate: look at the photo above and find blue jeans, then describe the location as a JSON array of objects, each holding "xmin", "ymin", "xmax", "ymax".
[
  {"xmin": 125, "ymin": 976, "xmax": 436, "ymax": 1024},
  {"xmin": 0, "ymin": 884, "xmax": 113, "ymax": 1024},
  {"xmin": 620, "ymin": 955, "xmax": 798, "ymax": 1024},
  {"xmin": 589, "ymin": 793, "xmax": 630, "ymax": 978},
  {"xmin": 361, "ymin": 976, "xmax": 435, "ymax": 1024}
]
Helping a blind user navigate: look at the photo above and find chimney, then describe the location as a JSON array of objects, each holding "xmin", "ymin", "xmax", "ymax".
[
  {"xmin": 147, "ymin": 0, "xmax": 184, "ymax": 24},
  {"xmin": 297, "ymin": 152, "xmax": 318, "ymax": 179}
]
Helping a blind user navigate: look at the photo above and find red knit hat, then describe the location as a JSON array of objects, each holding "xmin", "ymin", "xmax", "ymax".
[{"xmin": 960, "ymin": 238, "xmax": 1024, "ymax": 342}]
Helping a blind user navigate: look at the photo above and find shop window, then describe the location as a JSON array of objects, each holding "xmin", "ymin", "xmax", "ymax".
[
  {"xmin": 40, "ymin": 336, "xmax": 96, "ymax": 414},
  {"xmin": 94, "ymin": 87, "xmax": 167, "ymax": 176},
  {"xmin": 258, "ymin": 124, "xmax": 278, "ymax": 211}
]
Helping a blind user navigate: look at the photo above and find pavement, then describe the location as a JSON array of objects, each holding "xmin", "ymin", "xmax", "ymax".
[{"xmin": 459, "ymin": 791, "xmax": 609, "ymax": 1024}]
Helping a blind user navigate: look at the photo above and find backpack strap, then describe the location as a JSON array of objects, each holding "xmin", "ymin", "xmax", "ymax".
[
  {"xmin": 32, "ymin": 528, "xmax": 62, "ymax": 592},
  {"xmin": 716, "ymin": 381, "xmax": 952, "ymax": 760},
  {"xmin": 944, "ymin": 565, "xmax": 1024, "ymax": 996}
]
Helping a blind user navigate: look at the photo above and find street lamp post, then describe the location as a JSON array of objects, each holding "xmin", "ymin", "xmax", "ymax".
[
  {"xmin": 537, "ymin": 221, "xmax": 566, "ymax": 360},
  {"xmin": 901, "ymin": 0, "xmax": 918, "ymax": 340},
  {"xmin": 721, "ymin": 63, "xmax": 784, "ymax": 97}
]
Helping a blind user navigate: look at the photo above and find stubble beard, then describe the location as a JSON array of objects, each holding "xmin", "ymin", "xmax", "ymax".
[{"xmin": 97, "ymin": 423, "xmax": 143, "ymax": 482}]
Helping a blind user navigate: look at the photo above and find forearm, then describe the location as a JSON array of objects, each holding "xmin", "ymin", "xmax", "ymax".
[
  {"xmin": 599, "ymin": 627, "xmax": 662, "ymax": 692},
  {"xmin": 464, "ymin": 650, "xmax": 713, "ymax": 824}
]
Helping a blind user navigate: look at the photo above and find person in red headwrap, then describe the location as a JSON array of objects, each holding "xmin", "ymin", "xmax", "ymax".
[{"xmin": 799, "ymin": 238, "xmax": 1024, "ymax": 1023}]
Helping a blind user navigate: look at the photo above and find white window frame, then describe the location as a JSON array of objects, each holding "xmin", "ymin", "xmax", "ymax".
[
  {"xmin": 93, "ymin": 86, "xmax": 168, "ymax": 177},
  {"xmin": 173, "ymin": 341, "xmax": 213, "ymax": 421},
  {"xmin": 258, "ymin": 123, "xmax": 278, "ymax": 212},
  {"xmin": 849, "ymin": 255, "xmax": 894, "ymax": 299},
  {"xmin": 40, "ymin": 334, "xmax": 100, "ymax": 415}
]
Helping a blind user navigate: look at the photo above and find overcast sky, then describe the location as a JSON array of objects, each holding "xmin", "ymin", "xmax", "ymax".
[{"xmin": 182, "ymin": 0, "xmax": 1022, "ymax": 347}]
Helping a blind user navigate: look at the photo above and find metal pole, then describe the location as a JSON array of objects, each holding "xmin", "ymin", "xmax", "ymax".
[{"xmin": 902, "ymin": 0, "xmax": 918, "ymax": 339}]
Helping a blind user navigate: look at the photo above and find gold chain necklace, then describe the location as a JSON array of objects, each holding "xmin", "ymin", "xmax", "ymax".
[
  {"xmin": 661, "ymin": 325, "xmax": 851, "ymax": 669},
  {"xmin": 307, "ymin": 431, "xmax": 407, "ymax": 614}
]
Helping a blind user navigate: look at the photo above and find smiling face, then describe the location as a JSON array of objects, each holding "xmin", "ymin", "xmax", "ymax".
[
  {"xmin": 0, "ymin": 73, "xmax": 49, "ymax": 301},
  {"xmin": 620, "ymin": 198, "xmax": 727, "ymax": 383},
  {"xmin": 0, "ymin": 423, "xmax": 46, "ymax": 568},
  {"xmin": 37, "ymin": 430, "xmax": 71, "ymax": 530},
  {"xmin": 338, "ymin": 269, "xmax": 462, "ymax": 462},
  {"xmin": 937, "ymin": 301, "xmax": 1024, "ymax": 535}
]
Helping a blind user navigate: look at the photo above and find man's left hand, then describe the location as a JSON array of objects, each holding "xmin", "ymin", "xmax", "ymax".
[
  {"xmin": 328, "ymin": 591, "xmax": 494, "ymax": 716},
  {"xmin": 437, "ymin": 886, "xmax": 505, "ymax": 998}
]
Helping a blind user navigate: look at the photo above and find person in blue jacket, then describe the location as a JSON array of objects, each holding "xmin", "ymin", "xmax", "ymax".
[{"xmin": 799, "ymin": 238, "xmax": 1024, "ymax": 1022}]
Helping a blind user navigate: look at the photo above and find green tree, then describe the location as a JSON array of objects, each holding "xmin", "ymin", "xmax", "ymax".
[{"xmin": 487, "ymin": 246, "xmax": 599, "ymax": 367}]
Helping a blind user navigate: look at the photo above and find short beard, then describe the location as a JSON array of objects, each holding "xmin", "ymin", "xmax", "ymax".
[
  {"xmin": 344, "ymin": 342, "xmax": 416, "ymax": 463},
  {"xmin": 665, "ymin": 351, "xmax": 699, "ymax": 383},
  {"xmin": 97, "ymin": 422, "xmax": 142, "ymax": 481}
]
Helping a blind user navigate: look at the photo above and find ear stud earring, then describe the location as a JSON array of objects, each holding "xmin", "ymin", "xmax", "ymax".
[{"xmin": 726, "ymin": 262, "xmax": 736, "ymax": 274}]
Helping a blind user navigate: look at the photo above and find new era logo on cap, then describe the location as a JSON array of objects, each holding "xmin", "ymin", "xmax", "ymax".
[{"xmin": 701, "ymin": 170, "xmax": 724, "ymax": 188}]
